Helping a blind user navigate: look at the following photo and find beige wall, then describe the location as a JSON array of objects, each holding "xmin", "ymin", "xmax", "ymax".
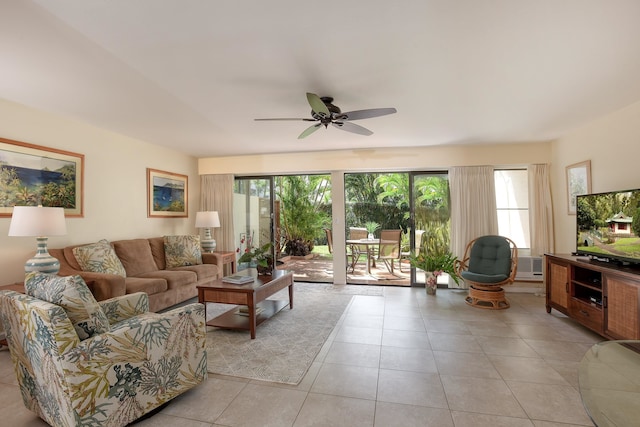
[
  {"xmin": 0, "ymin": 99, "xmax": 200, "ymax": 284},
  {"xmin": 199, "ymin": 141, "xmax": 552, "ymax": 175},
  {"xmin": 551, "ymin": 100, "xmax": 640, "ymax": 254}
]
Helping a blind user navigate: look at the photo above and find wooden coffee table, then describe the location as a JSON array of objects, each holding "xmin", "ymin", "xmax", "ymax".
[{"xmin": 197, "ymin": 269, "xmax": 294, "ymax": 339}]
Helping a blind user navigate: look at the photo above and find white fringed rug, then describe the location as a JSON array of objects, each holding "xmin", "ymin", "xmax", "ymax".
[{"xmin": 205, "ymin": 283, "xmax": 378, "ymax": 384}]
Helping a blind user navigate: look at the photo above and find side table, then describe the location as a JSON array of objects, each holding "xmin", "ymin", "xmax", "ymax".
[{"xmin": 212, "ymin": 251, "xmax": 237, "ymax": 276}]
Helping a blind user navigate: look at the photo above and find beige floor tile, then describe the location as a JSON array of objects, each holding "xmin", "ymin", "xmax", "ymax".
[
  {"xmin": 451, "ymin": 411, "xmax": 534, "ymax": 427},
  {"xmin": 324, "ymin": 341, "xmax": 381, "ymax": 368},
  {"xmin": 524, "ymin": 339, "xmax": 593, "ymax": 362},
  {"xmin": 423, "ymin": 319, "xmax": 471, "ymax": 334},
  {"xmin": 476, "ymin": 335, "xmax": 540, "ymax": 357},
  {"xmin": 377, "ymin": 369, "xmax": 448, "ymax": 408},
  {"xmin": 310, "ymin": 363, "xmax": 379, "ymax": 399},
  {"xmin": 385, "ymin": 305, "xmax": 423, "ymax": 319},
  {"xmin": 510, "ymin": 324, "xmax": 571, "ymax": 341},
  {"xmin": 333, "ymin": 325, "xmax": 383, "ymax": 345},
  {"xmin": 507, "ymin": 381, "xmax": 594, "ymax": 425},
  {"xmin": 162, "ymin": 377, "xmax": 246, "ymax": 423},
  {"xmin": 428, "ymin": 331, "xmax": 483, "ymax": 353},
  {"xmin": 433, "ymin": 350, "xmax": 501, "ymax": 379},
  {"xmin": 374, "ymin": 401, "xmax": 454, "ymax": 427},
  {"xmin": 488, "ymin": 355, "xmax": 570, "ymax": 385},
  {"xmin": 382, "ymin": 329, "xmax": 431, "ymax": 348},
  {"xmin": 134, "ymin": 413, "xmax": 213, "ymax": 427},
  {"xmin": 342, "ymin": 313, "xmax": 384, "ymax": 329},
  {"xmin": 544, "ymin": 359, "xmax": 581, "ymax": 388},
  {"xmin": 215, "ymin": 383, "xmax": 307, "ymax": 427},
  {"xmin": 383, "ymin": 315, "xmax": 426, "ymax": 331},
  {"xmin": 465, "ymin": 320, "xmax": 520, "ymax": 338},
  {"xmin": 293, "ymin": 393, "xmax": 375, "ymax": 427},
  {"xmin": 532, "ymin": 421, "xmax": 594, "ymax": 427},
  {"xmin": 440, "ymin": 375, "xmax": 527, "ymax": 418},
  {"xmin": 380, "ymin": 346, "xmax": 438, "ymax": 373}
]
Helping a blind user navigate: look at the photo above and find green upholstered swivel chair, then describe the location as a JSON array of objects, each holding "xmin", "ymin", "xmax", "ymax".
[{"xmin": 456, "ymin": 235, "xmax": 518, "ymax": 309}]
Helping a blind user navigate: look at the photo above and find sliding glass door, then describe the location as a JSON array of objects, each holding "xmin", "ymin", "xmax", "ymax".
[
  {"xmin": 410, "ymin": 172, "xmax": 451, "ymax": 285},
  {"xmin": 233, "ymin": 177, "xmax": 274, "ymax": 271}
]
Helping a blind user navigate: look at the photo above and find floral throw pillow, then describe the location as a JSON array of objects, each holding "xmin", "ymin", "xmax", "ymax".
[
  {"xmin": 164, "ymin": 235, "xmax": 203, "ymax": 268},
  {"xmin": 73, "ymin": 239, "xmax": 127, "ymax": 277},
  {"xmin": 25, "ymin": 272, "xmax": 110, "ymax": 340}
]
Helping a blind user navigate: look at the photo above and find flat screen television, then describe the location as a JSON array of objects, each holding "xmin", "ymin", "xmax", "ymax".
[{"xmin": 576, "ymin": 188, "xmax": 640, "ymax": 265}]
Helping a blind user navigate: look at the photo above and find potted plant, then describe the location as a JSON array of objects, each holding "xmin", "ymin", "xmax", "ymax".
[
  {"xmin": 364, "ymin": 221, "xmax": 380, "ymax": 239},
  {"xmin": 409, "ymin": 249, "xmax": 460, "ymax": 295},
  {"xmin": 238, "ymin": 242, "xmax": 274, "ymax": 275}
]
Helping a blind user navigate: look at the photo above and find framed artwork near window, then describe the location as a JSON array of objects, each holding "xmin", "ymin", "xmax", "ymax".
[
  {"xmin": 147, "ymin": 168, "xmax": 188, "ymax": 218},
  {"xmin": 0, "ymin": 137, "xmax": 84, "ymax": 217},
  {"xmin": 566, "ymin": 160, "xmax": 592, "ymax": 215}
]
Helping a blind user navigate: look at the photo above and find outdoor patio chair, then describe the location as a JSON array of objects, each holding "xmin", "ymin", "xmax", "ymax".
[
  {"xmin": 348, "ymin": 227, "xmax": 372, "ymax": 272},
  {"xmin": 377, "ymin": 229, "xmax": 402, "ymax": 274},
  {"xmin": 456, "ymin": 235, "xmax": 518, "ymax": 309},
  {"xmin": 400, "ymin": 229, "xmax": 424, "ymax": 272},
  {"xmin": 324, "ymin": 228, "xmax": 333, "ymax": 253}
]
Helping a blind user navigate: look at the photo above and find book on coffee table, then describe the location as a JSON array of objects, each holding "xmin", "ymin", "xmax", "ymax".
[{"xmin": 222, "ymin": 275, "xmax": 254, "ymax": 284}]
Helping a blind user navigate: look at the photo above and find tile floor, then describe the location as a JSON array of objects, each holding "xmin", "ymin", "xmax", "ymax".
[{"xmin": 0, "ymin": 286, "xmax": 598, "ymax": 426}]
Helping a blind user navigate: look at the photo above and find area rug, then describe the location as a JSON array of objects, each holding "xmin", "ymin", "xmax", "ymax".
[{"xmin": 205, "ymin": 284, "xmax": 358, "ymax": 385}]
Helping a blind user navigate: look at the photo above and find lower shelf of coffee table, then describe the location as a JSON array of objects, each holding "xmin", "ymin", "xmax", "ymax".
[{"xmin": 206, "ymin": 299, "xmax": 289, "ymax": 331}]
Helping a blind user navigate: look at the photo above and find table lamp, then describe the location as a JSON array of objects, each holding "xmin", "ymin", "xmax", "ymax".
[
  {"xmin": 195, "ymin": 211, "xmax": 220, "ymax": 252},
  {"xmin": 8, "ymin": 206, "xmax": 67, "ymax": 274}
]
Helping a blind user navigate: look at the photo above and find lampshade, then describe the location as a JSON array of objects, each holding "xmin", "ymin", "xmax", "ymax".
[
  {"xmin": 195, "ymin": 211, "xmax": 220, "ymax": 228},
  {"xmin": 195, "ymin": 211, "xmax": 220, "ymax": 253},
  {"xmin": 9, "ymin": 206, "xmax": 67, "ymax": 274}
]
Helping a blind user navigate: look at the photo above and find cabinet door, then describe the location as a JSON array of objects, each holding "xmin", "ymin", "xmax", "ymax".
[
  {"xmin": 605, "ymin": 276, "xmax": 640, "ymax": 339},
  {"xmin": 548, "ymin": 260, "xmax": 569, "ymax": 310}
]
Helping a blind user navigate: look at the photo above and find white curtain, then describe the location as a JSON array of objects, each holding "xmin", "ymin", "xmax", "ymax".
[
  {"xmin": 449, "ymin": 166, "xmax": 498, "ymax": 287},
  {"xmin": 200, "ymin": 174, "xmax": 235, "ymax": 252},
  {"xmin": 528, "ymin": 164, "xmax": 555, "ymax": 257}
]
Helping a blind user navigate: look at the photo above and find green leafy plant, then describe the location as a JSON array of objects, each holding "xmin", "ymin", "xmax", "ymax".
[
  {"xmin": 408, "ymin": 250, "xmax": 460, "ymax": 285},
  {"xmin": 364, "ymin": 221, "xmax": 380, "ymax": 234},
  {"xmin": 238, "ymin": 242, "xmax": 273, "ymax": 268}
]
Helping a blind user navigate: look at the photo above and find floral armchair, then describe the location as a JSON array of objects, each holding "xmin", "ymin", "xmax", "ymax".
[{"xmin": 0, "ymin": 272, "xmax": 207, "ymax": 427}]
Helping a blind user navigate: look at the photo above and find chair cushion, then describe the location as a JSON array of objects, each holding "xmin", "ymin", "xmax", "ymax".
[
  {"xmin": 25, "ymin": 272, "xmax": 110, "ymax": 340},
  {"xmin": 468, "ymin": 236, "xmax": 512, "ymax": 278},
  {"xmin": 72, "ymin": 239, "xmax": 127, "ymax": 277},
  {"xmin": 164, "ymin": 235, "xmax": 203, "ymax": 268},
  {"xmin": 461, "ymin": 271, "xmax": 509, "ymax": 284}
]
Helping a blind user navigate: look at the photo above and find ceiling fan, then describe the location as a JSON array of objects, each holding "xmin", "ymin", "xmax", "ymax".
[{"xmin": 255, "ymin": 92, "xmax": 397, "ymax": 139}]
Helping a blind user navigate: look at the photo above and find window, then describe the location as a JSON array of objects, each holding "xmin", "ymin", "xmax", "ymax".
[{"xmin": 495, "ymin": 169, "xmax": 530, "ymax": 250}]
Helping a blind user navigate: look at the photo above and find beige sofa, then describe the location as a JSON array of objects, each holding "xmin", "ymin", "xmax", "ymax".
[{"xmin": 49, "ymin": 237, "xmax": 221, "ymax": 312}]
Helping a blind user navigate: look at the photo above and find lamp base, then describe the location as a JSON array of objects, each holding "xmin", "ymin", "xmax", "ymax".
[
  {"xmin": 25, "ymin": 237, "xmax": 60, "ymax": 274},
  {"xmin": 201, "ymin": 239, "xmax": 217, "ymax": 253},
  {"xmin": 25, "ymin": 254, "xmax": 60, "ymax": 274}
]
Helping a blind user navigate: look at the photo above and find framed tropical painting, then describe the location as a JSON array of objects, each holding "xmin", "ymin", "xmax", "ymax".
[
  {"xmin": 147, "ymin": 168, "xmax": 188, "ymax": 217},
  {"xmin": 0, "ymin": 137, "xmax": 84, "ymax": 217}
]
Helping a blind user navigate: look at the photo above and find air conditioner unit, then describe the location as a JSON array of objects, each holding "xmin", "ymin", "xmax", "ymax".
[{"xmin": 516, "ymin": 256, "xmax": 543, "ymax": 281}]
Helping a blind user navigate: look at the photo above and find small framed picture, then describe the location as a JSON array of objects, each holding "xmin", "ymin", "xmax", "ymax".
[
  {"xmin": 566, "ymin": 160, "xmax": 592, "ymax": 215},
  {"xmin": 147, "ymin": 168, "xmax": 188, "ymax": 218},
  {"xmin": 0, "ymin": 137, "xmax": 84, "ymax": 217}
]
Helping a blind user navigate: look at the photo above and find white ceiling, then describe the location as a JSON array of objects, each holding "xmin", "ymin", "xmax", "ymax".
[{"xmin": 2, "ymin": 0, "xmax": 640, "ymax": 158}]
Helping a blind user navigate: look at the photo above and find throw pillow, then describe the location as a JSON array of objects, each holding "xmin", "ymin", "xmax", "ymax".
[
  {"xmin": 164, "ymin": 235, "xmax": 203, "ymax": 268},
  {"xmin": 25, "ymin": 272, "xmax": 110, "ymax": 340},
  {"xmin": 72, "ymin": 239, "xmax": 127, "ymax": 277}
]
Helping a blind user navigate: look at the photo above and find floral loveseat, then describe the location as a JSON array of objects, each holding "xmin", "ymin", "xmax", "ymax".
[
  {"xmin": 49, "ymin": 236, "xmax": 221, "ymax": 312},
  {"xmin": 0, "ymin": 272, "xmax": 207, "ymax": 427}
]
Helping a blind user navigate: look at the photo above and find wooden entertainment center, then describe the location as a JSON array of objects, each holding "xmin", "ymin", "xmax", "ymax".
[{"xmin": 545, "ymin": 254, "xmax": 640, "ymax": 339}]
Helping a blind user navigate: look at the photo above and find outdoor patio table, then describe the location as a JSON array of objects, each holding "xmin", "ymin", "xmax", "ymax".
[{"xmin": 346, "ymin": 238, "xmax": 379, "ymax": 274}]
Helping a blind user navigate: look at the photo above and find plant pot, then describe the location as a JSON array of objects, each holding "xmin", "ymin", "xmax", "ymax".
[
  {"xmin": 425, "ymin": 271, "xmax": 438, "ymax": 295},
  {"xmin": 256, "ymin": 265, "xmax": 272, "ymax": 275}
]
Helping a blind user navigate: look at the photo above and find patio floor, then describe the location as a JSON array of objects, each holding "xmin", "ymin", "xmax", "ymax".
[{"xmin": 276, "ymin": 254, "xmax": 412, "ymax": 286}]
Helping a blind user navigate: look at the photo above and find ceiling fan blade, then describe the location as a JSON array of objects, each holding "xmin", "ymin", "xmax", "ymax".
[
  {"xmin": 298, "ymin": 123, "xmax": 322, "ymax": 139},
  {"xmin": 340, "ymin": 107, "xmax": 397, "ymax": 121},
  {"xmin": 331, "ymin": 122, "xmax": 373, "ymax": 136},
  {"xmin": 306, "ymin": 92, "xmax": 331, "ymax": 118},
  {"xmin": 255, "ymin": 118, "xmax": 317, "ymax": 121}
]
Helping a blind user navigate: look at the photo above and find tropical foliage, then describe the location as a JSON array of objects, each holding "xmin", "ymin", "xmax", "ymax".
[
  {"xmin": 0, "ymin": 162, "xmax": 77, "ymax": 208},
  {"xmin": 276, "ymin": 175, "xmax": 331, "ymax": 256}
]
